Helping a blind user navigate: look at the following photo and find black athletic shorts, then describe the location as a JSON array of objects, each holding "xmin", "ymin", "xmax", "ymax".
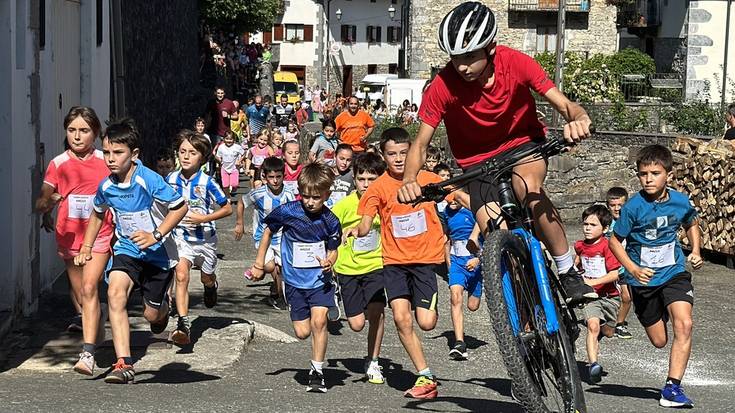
[
  {"xmin": 630, "ymin": 272, "xmax": 694, "ymax": 328},
  {"xmin": 383, "ymin": 264, "xmax": 439, "ymax": 311},
  {"xmin": 337, "ymin": 270, "xmax": 386, "ymax": 318},
  {"xmin": 465, "ymin": 139, "xmax": 545, "ymax": 217},
  {"xmin": 108, "ymin": 254, "xmax": 173, "ymax": 309}
]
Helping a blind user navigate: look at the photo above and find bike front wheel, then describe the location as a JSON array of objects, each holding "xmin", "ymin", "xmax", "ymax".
[{"xmin": 482, "ymin": 230, "xmax": 586, "ymax": 413}]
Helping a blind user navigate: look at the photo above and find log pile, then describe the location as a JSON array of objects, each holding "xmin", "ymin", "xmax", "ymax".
[{"xmin": 671, "ymin": 137, "xmax": 735, "ymax": 255}]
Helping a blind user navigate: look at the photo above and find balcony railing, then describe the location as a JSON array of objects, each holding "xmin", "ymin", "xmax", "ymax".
[
  {"xmin": 508, "ymin": 0, "xmax": 591, "ymax": 12},
  {"xmin": 616, "ymin": 0, "xmax": 661, "ymax": 28}
]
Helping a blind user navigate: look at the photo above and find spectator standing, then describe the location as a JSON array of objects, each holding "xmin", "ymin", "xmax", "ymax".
[
  {"xmin": 335, "ymin": 96, "xmax": 376, "ymax": 153},
  {"xmin": 724, "ymin": 103, "xmax": 735, "ymax": 140}
]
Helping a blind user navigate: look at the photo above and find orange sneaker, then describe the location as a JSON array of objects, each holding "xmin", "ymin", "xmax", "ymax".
[{"xmin": 404, "ymin": 375, "xmax": 438, "ymax": 399}]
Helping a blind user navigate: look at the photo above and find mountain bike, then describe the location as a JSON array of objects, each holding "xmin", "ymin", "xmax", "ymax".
[{"xmin": 415, "ymin": 135, "xmax": 586, "ymax": 413}]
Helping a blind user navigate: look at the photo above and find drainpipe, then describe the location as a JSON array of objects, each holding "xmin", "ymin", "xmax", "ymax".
[
  {"xmin": 722, "ymin": 0, "xmax": 732, "ymax": 106},
  {"xmin": 325, "ymin": 0, "xmax": 331, "ymax": 95}
]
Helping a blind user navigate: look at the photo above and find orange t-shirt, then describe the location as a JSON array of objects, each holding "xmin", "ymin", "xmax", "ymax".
[
  {"xmin": 357, "ymin": 170, "xmax": 447, "ymax": 265},
  {"xmin": 335, "ymin": 110, "xmax": 375, "ymax": 152}
]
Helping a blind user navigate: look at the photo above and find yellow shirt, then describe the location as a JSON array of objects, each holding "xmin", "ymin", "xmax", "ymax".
[{"xmin": 331, "ymin": 192, "xmax": 383, "ymax": 275}]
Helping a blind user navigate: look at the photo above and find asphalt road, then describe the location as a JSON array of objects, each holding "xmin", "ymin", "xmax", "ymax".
[{"xmin": 1, "ymin": 189, "xmax": 733, "ymax": 412}]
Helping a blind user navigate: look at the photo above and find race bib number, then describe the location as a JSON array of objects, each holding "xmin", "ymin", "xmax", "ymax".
[
  {"xmin": 284, "ymin": 180, "xmax": 299, "ymax": 195},
  {"xmin": 581, "ymin": 256, "xmax": 607, "ymax": 278},
  {"xmin": 451, "ymin": 240, "xmax": 472, "ymax": 257},
  {"xmin": 292, "ymin": 241, "xmax": 326, "ymax": 268},
  {"xmin": 391, "ymin": 210, "xmax": 428, "ymax": 238},
  {"xmin": 67, "ymin": 194, "xmax": 94, "ymax": 219},
  {"xmin": 353, "ymin": 229, "xmax": 379, "ymax": 252},
  {"xmin": 640, "ymin": 242, "xmax": 676, "ymax": 268},
  {"xmin": 276, "ymin": 107, "xmax": 286, "ymax": 115},
  {"xmin": 117, "ymin": 210, "xmax": 155, "ymax": 237},
  {"xmin": 252, "ymin": 154, "xmax": 266, "ymax": 166}
]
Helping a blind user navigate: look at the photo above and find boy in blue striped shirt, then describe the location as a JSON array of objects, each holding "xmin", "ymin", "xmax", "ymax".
[{"xmin": 168, "ymin": 130, "xmax": 232, "ymax": 345}]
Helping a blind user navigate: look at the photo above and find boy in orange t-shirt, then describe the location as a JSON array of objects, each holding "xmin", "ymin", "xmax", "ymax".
[
  {"xmin": 345, "ymin": 127, "xmax": 447, "ymax": 399},
  {"xmin": 335, "ymin": 96, "xmax": 376, "ymax": 152}
]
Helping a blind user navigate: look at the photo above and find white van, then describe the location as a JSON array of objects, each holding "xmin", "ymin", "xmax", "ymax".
[
  {"xmin": 355, "ymin": 74, "xmax": 398, "ymax": 101},
  {"xmin": 384, "ymin": 78, "xmax": 428, "ymax": 112}
]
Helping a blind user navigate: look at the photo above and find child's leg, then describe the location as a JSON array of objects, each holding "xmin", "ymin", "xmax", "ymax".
[
  {"xmin": 391, "ymin": 298, "xmax": 428, "ymax": 371},
  {"xmin": 107, "ymin": 271, "xmax": 134, "ymax": 360},
  {"xmin": 65, "ymin": 262, "xmax": 84, "ymax": 315},
  {"xmin": 667, "ymin": 301, "xmax": 693, "ymax": 381},
  {"xmin": 230, "ymin": 170, "xmax": 239, "ymax": 193},
  {"xmin": 449, "ymin": 285, "xmax": 466, "ymax": 342},
  {"xmin": 310, "ymin": 307, "xmax": 329, "ymax": 363},
  {"xmin": 616, "ymin": 284, "xmax": 633, "ymax": 325},
  {"xmin": 292, "ymin": 318, "xmax": 312, "ymax": 339},
  {"xmin": 585, "ymin": 318, "xmax": 601, "ymax": 364},
  {"xmin": 79, "ymin": 253, "xmax": 110, "ymax": 346},
  {"xmin": 365, "ymin": 301, "xmax": 385, "ymax": 360},
  {"xmin": 174, "ymin": 259, "xmax": 192, "ymax": 317},
  {"xmin": 221, "ymin": 168, "xmax": 231, "ymax": 197}
]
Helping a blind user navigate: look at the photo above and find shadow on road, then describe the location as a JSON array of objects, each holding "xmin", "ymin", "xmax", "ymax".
[
  {"xmin": 404, "ymin": 395, "xmax": 524, "ymax": 412},
  {"xmin": 135, "ymin": 362, "xmax": 221, "ymax": 384},
  {"xmin": 586, "ymin": 383, "xmax": 661, "ymax": 400},
  {"xmin": 427, "ymin": 330, "xmax": 489, "ymax": 351}
]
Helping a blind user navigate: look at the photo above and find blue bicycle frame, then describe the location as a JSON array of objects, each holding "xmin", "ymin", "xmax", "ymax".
[{"xmin": 501, "ymin": 228, "xmax": 560, "ymax": 337}]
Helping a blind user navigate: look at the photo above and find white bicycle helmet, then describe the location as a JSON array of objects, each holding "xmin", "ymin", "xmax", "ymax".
[{"xmin": 438, "ymin": 2, "xmax": 497, "ymax": 56}]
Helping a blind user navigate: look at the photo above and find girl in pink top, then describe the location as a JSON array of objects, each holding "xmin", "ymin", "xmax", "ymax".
[
  {"xmin": 35, "ymin": 106, "xmax": 114, "ymax": 375},
  {"xmin": 245, "ymin": 129, "xmax": 274, "ymax": 188},
  {"xmin": 271, "ymin": 130, "xmax": 284, "ymax": 158}
]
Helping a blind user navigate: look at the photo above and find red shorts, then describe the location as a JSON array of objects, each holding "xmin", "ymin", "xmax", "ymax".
[{"xmin": 57, "ymin": 234, "xmax": 113, "ymax": 260}]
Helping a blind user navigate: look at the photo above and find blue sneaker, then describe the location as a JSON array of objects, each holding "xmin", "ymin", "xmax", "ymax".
[
  {"xmin": 588, "ymin": 362, "xmax": 602, "ymax": 384},
  {"xmin": 659, "ymin": 383, "xmax": 694, "ymax": 408}
]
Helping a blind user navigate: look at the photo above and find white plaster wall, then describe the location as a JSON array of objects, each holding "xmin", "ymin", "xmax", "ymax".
[
  {"xmin": 328, "ymin": 0, "xmax": 401, "ymax": 65},
  {"xmin": 80, "ymin": 0, "xmax": 110, "ymax": 122},
  {"xmin": 277, "ymin": 0, "xmax": 320, "ymax": 66},
  {"xmin": 688, "ymin": 2, "xmax": 735, "ymax": 103}
]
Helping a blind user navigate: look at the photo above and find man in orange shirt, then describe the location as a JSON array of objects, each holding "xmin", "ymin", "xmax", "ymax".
[
  {"xmin": 335, "ymin": 96, "xmax": 375, "ymax": 152},
  {"xmin": 344, "ymin": 127, "xmax": 446, "ymax": 399}
]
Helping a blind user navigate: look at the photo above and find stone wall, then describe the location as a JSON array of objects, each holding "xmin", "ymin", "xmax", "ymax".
[
  {"xmin": 120, "ymin": 0, "xmax": 208, "ymax": 165},
  {"xmin": 408, "ymin": 0, "xmax": 618, "ymax": 79}
]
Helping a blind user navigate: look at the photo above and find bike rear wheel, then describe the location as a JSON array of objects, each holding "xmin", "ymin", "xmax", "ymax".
[{"xmin": 482, "ymin": 230, "xmax": 586, "ymax": 413}]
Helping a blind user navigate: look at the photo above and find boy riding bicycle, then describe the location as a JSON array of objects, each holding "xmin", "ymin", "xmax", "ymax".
[{"xmin": 398, "ymin": 1, "xmax": 595, "ymax": 305}]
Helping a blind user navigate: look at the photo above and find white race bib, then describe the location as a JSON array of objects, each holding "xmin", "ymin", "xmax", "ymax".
[
  {"xmin": 329, "ymin": 191, "xmax": 347, "ymax": 205},
  {"xmin": 391, "ymin": 210, "xmax": 428, "ymax": 238},
  {"xmin": 284, "ymin": 180, "xmax": 299, "ymax": 195},
  {"xmin": 437, "ymin": 201, "xmax": 447, "ymax": 214},
  {"xmin": 292, "ymin": 241, "xmax": 326, "ymax": 268},
  {"xmin": 117, "ymin": 210, "xmax": 155, "ymax": 237},
  {"xmin": 252, "ymin": 154, "xmax": 266, "ymax": 166},
  {"xmin": 581, "ymin": 256, "xmax": 607, "ymax": 278},
  {"xmin": 353, "ymin": 229, "xmax": 379, "ymax": 252},
  {"xmin": 640, "ymin": 242, "xmax": 676, "ymax": 268},
  {"xmin": 451, "ymin": 240, "xmax": 472, "ymax": 257},
  {"xmin": 67, "ymin": 194, "xmax": 94, "ymax": 219}
]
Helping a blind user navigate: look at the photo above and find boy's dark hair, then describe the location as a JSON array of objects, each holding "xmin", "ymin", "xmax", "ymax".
[
  {"xmin": 582, "ymin": 204, "xmax": 613, "ymax": 229},
  {"xmin": 426, "ymin": 145, "xmax": 441, "ymax": 160},
  {"xmin": 352, "ymin": 152, "xmax": 386, "ymax": 176},
  {"xmin": 156, "ymin": 147, "xmax": 175, "ymax": 162},
  {"xmin": 298, "ymin": 162, "xmax": 334, "ymax": 194},
  {"xmin": 433, "ymin": 162, "xmax": 451, "ymax": 175},
  {"xmin": 261, "ymin": 156, "xmax": 286, "ymax": 175},
  {"xmin": 104, "ymin": 118, "xmax": 140, "ymax": 151},
  {"xmin": 335, "ymin": 143, "xmax": 353, "ymax": 155},
  {"xmin": 174, "ymin": 129, "xmax": 212, "ymax": 162},
  {"xmin": 194, "ymin": 117, "xmax": 205, "ymax": 126},
  {"xmin": 322, "ymin": 119, "xmax": 336, "ymax": 130},
  {"xmin": 606, "ymin": 186, "xmax": 629, "ymax": 202},
  {"xmin": 379, "ymin": 127, "xmax": 410, "ymax": 152},
  {"xmin": 636, "ymin": 144, "xmax": 673, "ymax": 172}
]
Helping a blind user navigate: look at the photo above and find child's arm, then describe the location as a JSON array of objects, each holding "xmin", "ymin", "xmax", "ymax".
[
  {"xmin": 317, "ymin": 249, "xmax": 338, "ymax": 274},
  {"xmin": 342, "ymin": 214, "xmax": 374, "ymax": 242},
  {"xmin": 250, "ymin": 227, "xmax": 273, "ymax": 281},
  {"xmin": 185, "ymin": 202, "xmax": 233, "ymax": 226},
  {"xmin": 234, "ymin": 198, "xmax": 246, "ymax": 240},
  {"xmin": 584, "ymin": 269, "xmax": 619, "ymax": 287},
  {"xmin": 573, "ymin": 255, "xmax": 581, "ymax": 271},
  {"xmin": 74, "ymin": 211, "xmax": 105, "ymax": 266},
  {"xmin": 35, "ymin": 183, "xmax": 63, "ymax": 213},
  {"xmin": 467, "ymin": 222, "xmax": 482, "ymax": 255},
  {"xmin": 130, "ymin": 203, "xmax": 188, "ymax": 250},
  {"xmin": 684, "ymin": 219, "xmax": 703, "ymax": 269},
  {"xmin": 444, "ymin": 241, "xmax": 451, "ymax": 269},
  {"xmin": 244, "ymin": 150, "xmax": 253, "ymax": 172},
  {"xmin": 609, "ymin": 234, "xmax": 654, "ymax": 285}
]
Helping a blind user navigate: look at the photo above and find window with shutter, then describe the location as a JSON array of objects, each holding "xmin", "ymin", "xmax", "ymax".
[
  {"xmin": 351, "ymin": 26, "xmax": 356, "ymax": 43},
  {"xmin": 304, "ymin": 25, "xmax": 313, "ymax": 42},
  {"xmin": 366, "ymin": 26, "xmax": 373, "ymax": 43},
  {"xmin": 274, "ymin": 24, "xmax": 284, "ymax": 41},
  {"xmin": 376, "ymin": 26, "xmax": 382, "ymax": 43}
]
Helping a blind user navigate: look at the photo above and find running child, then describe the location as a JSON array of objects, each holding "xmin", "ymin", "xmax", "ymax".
[
  {"xmin": 283, "ymin": 140, "xmax": 304, "ymax": 196},
  {"xmin": 345, "ymin": 127, "xmax": 448, "ymax": 399},
  {"xmin": 155, "ymin": 148, "xmax": 176, "ymax": 178},
  {"xmin": 246, "ymin": 129, "xmax": 274, "ymax": 188},
  {"xmin": 309, "ymin": 119, "xmax": 338, "ymax": 166},
  {"xmin": 423, "ymin": 146, "xmax": 441, "ymax": 172},
  {"xmin": 332, "ymin": 152, "xmax": 387, "ymax": 385},
  {"xmin": 606, "ymin": 186, "xmax": 633, "ymax": 339},
  {"xmin": 235, "ymin": 156, "xmax": 296, "ymax": 309},
  {"xmin": 326, "ymin": 143, "xmax": 354, "ymax": 207},
  {"xmin": 609, "ymin": 144, "xmax": 702, "ymax": 408},
  {"xmin": 249, "ymin": 163, "xmax": 341, "ymax": 393},
  {"xmin": 194, "ymin": 117, "xmax": 211, "ymax": 142},
  {"xmin": 271, "ymin": 130, "xmax": 284, "ymax": 158},
  {"xmin": 215, "ymin": 129, "xmax": 245, "ymax": 199},
  {"xmin": 574, "ymin": 205, "xmax": 621, "ymax": 384},
  {"xmin": 75, "ymin": 118, "xmax": 188, "ymax": 384},
  {"xmin": 36, "ymin": 106, "xmax": 114, "ymax": 375},
  {"xmin": 168, "ymin": 130, "xmax": 233, "ymax": 345},
  {"xmin": 284, "ymin": 121, "xmax": 299, "ymax": 142}
]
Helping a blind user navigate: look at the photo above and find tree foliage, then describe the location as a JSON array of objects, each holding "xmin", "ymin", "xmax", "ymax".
[{"xmin": 199, "ymin": 0, "xmax": 283, "ymax": 33}]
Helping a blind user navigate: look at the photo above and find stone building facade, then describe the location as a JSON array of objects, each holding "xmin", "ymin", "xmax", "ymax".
[{"xmin": 408, "ymin": 0, "xmax": 618, "ymax": 79}]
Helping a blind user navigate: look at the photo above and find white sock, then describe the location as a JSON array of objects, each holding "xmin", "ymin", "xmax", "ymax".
[
  {"xmin": 553, "ymin": 249, "xmax": 574, "ymax": 274},
  {"xmin": 311, "ymin": 360, "xmax": 324, "ymax": 374}
]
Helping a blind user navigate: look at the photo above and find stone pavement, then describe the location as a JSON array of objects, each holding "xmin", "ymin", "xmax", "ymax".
[{"xmin": 0, "ymin": 192, "xmax": 734, "ymax": 412}]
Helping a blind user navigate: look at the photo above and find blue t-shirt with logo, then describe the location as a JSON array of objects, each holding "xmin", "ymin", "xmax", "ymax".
[
  {"xmin": 613, "ymin": 189, "xmax": 697, "ymax": 287},
  {"xmin": 246, "ymin": 104, "xmax": 270, "ymax": 135},
  {"xmin": 265, "ymin": 201, "xmax": 341, "ymax": 289}
]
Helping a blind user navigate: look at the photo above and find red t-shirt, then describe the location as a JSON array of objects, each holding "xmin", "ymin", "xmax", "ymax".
[
  {"xmin": 419, "ymin": 46, "xmax": 555, "ymax": 168},
  {"xmin": 210, "ymin": 98, "xmax": 237, "ymax": 137},
  {"xmin": 574, "ymin": 238, "xmax": 621, "ymax": 297}
]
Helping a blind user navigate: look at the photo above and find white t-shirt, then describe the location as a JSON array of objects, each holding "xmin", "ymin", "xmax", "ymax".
[{"xmin": 216, "ymin": 144, "xmax": 245, "ymax": 173}]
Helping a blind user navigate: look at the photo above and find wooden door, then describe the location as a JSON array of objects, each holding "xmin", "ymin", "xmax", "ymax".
[{"xmin": 342, "ymin": 65, "xmax": 353, "ymax": 97}]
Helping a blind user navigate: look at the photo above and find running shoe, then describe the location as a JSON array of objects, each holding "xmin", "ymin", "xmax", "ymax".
[
  {"xmin": 404, "ymin": 375, "xmax": 438, "ymax": 399},
  {"xmin": 306, "ymin": 369, "xmax": 327, "ymax": 393},
  {"xmin": 559, "ymin": 268, "xmax": 598, "ymax": 305},
  {"xmin": 614, "ymin": 324, "xmax": 633, "ymax": 339},
  {"xmin": 171, "ymin": 317, "xmax": 191, "ymax": 346},
  {"xmin": 366, "ymin": 361, "xmax": 385, "ymax": 384},
  {"xmin": 660, "ymin": 382, "xmax": 694, "ymax": 408},
  {"xmin": 73, "ymin": 351, "xmax": 95, "ymax": 376},
  {"xmin": 243, "ymin": 269, "xmax": 254, "ymax": 281},
  {"xmin": 588, "ymin": 362, "xmax": 603, "ymax": 384},
  {"xmin": 104, "ymin": 358, "xmax": 135, "ymax": 384},
  {"xmin": 67, "ymin": 314, "xmax": 83, "ymax": 333},
  {"xmin": 203, "ymin": 281, "xmax": 218, "ymax": 308},
  {"xmin": 150, "ymin": 311, "xmax": 170, "ymax": 335},
  {"xmin": 449, "ymin": 340, "xmax": 468, "ymax": 360}
]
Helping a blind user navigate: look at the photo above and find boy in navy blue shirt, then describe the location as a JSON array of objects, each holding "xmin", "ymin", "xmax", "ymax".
[
  {"xmin": 609, "ymin": 144, "xmax": 702, "ymax": 408},
  {"xmin": 75, "ymin": 119, "xmax": 188, "ymax": 384},
  {"xmin": 249, "ymin": 162, "xmax": 341, "ymax": 393}
]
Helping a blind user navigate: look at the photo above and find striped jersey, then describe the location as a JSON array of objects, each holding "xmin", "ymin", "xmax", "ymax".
[
  {"xmin": 167, "ymin": 169, "xmax": 229, "ymax": 243},
  {"xmin": 242, "ymin": 184, "xmax": 296, "ymax": 245}
]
